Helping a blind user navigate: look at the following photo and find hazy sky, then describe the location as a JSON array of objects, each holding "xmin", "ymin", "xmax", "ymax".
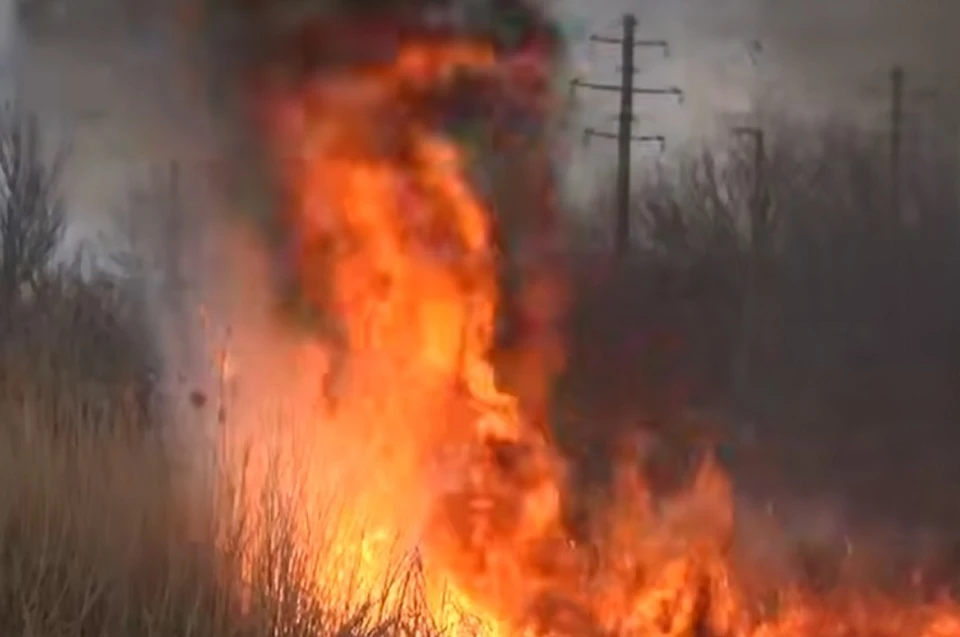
[
  {"xmin": 556, "ymin": 0, "xmax": 960, "ymax": 199},
  {"xmin": 9, "ymin": 0, "xmax": 960, "ymax": 231}
]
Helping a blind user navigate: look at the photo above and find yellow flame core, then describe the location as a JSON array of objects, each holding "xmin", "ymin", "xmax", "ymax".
[{"xmin": 255, "ymin": 40, "xmax": 525, "ymax": 631}]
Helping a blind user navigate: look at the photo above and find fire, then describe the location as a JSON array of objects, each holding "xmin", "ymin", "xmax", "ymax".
[{"xmin": 233, "ymin": 9, "xmax": 960, "ymax": 637}]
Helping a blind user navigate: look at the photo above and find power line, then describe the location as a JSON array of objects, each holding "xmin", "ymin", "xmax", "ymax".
[{"xmin": 570, "ymin": 13, "xmax": 683, "ymax": 258}]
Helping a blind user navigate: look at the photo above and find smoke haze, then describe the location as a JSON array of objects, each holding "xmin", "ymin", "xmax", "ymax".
[{"xmin": 12, "ymin": 0, "xmax": 960, "ymax": 226}]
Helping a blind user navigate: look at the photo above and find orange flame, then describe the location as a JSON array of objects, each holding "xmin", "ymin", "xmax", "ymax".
[{"xmin": 249, "ymin": 25, "xmax": 960, "ymax": 637}]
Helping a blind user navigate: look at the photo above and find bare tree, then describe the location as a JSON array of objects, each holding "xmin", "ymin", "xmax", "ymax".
[{"xmin": 0, "ymin": 105, "xmax": 65, "ymax": 308}]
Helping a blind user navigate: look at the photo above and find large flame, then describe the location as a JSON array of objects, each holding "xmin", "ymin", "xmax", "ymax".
[{"xmin": 233, "ymin": 11, "xmax": 960, "ymax": 637}]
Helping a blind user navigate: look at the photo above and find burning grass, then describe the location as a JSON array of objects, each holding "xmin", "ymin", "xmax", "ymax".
[
  {"xmin": 1, "ymin": 348, "xmax": 959, "ymax": 637},
  {"xmin": 0, "ymin": 399, "xmax": 452, "ymax": 637},
  {"xmin": 6, "ymin": 2, "xmax": 960, "ymax": 635},
  {"xmin": 237, "ymin": 16, "xmax": 960, "ymax": 635}
]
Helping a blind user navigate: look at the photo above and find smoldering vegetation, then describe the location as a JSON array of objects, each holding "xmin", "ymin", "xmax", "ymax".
[{"xmin": 557, "ymin": 113, "xmax": 960, "ymax": 549}]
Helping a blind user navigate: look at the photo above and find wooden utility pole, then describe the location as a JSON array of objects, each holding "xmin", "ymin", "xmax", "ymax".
[{"xmin": 571, "ymin": 13, "xmax": 683, "ymax": 258}]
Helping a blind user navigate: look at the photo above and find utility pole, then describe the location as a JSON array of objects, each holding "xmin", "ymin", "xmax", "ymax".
[
  {"xmin": 890, "ymin": 65, "xmax": 904, "ymax": 225},
  {"xmin": 861, "ymin": 66, "xmax": 937, "ymax": 366},
  {"xmin": 863, "ymin": 65, "xmax": 937, "ymax": 227},
  {"xmin": 571, "ymin": 13, "xmax": 683, "ymax": 258},
  {"xmin": 616, "ymin": 14, "xmax": 636, "ymax": 259},
  {"xmin": 733, "ymin": 126, "xmax": 768, "ymax": 253},
  {"xmin": 729, "ymin": 126, "xmax": 768, "ymax": 422}
]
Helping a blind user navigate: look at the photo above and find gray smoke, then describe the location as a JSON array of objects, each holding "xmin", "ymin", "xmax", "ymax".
[{"xmin": 751, "ymin": 0, "xmax": 960, "ymax": 112}]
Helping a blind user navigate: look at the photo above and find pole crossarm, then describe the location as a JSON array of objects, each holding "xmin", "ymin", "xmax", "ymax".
[
  {"xmin": 590, "ymin": 34, "xmax": 670, "ymax": 55},
  {"xmin": 584, "ymin": 127, "xmax": 665, "ymax": 149},
  {"xmin": 571, "ymin": 78, "xmax": 684, "ymax": 101}
]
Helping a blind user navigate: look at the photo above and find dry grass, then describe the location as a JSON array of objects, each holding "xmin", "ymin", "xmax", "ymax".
[
  {"xmin": 0, "ymin": 264, "xmax": 445, "ymax": 637},
  {"xmin": 0, "ymin": 395, "xmax": 445, "ymax": 637}
]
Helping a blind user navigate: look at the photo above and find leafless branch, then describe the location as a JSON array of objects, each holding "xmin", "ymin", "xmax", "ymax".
[{"xmin": 0, "ymin": 104, "xmax": 65, "ymax": 306}]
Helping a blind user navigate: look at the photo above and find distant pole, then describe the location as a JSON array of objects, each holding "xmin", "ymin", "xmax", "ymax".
[
  {"xmin": 730, "ymin": 125, "xmax": 767, "ymax": 423},
  {"xmin": 861, "ymin": 65, "xmax": 937, "ymax": 226},
  {"xmin": 753, "ymin": 130, "xmax": 767, "ymax": 251},
  {"xmin": 734, "ymin": 126, "xmax": 767, "ymax": 253},
  {"xmin": 890, "ymin": 65, "xmax": 904, "ymax": 225},
  {"xmin": 615, "ymin": 14, "xmax": 636, "ymax": 258}
]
